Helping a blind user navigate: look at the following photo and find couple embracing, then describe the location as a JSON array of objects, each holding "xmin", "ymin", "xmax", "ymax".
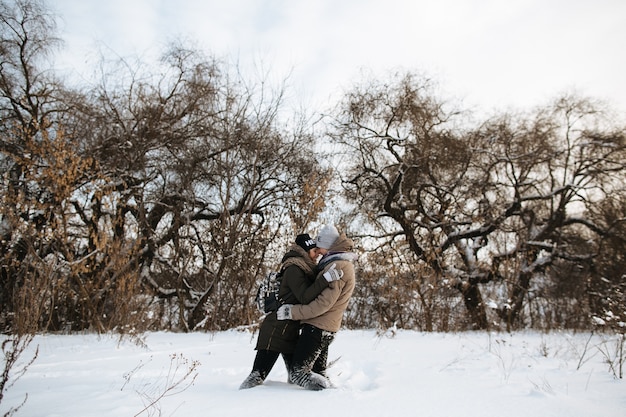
[{"xmin": 240, "ymin": 225, "xmax": 357, "ymax": 391}]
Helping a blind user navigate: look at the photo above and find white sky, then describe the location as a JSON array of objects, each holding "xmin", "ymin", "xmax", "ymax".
[{"xmin": 50, "ymin": 0, "xmax": 626, "ymax": 115}]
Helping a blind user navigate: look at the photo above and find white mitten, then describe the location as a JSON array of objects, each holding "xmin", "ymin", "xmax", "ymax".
[
  {"xmin": 277, "ymin": 304, "xmax": 293, "ymax": 320},
  {"xmin": 323, "ymin": 263, "xmax": 344, "ymax": 282}
]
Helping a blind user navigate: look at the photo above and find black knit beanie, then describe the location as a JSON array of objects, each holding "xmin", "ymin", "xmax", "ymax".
[{"xmin": 295, "ymin": 233, "xmax": 317, "ymax": 252}]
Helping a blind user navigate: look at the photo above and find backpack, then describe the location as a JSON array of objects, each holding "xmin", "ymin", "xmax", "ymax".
[{"xmin": 255, "ymin": 270, "xmax": 284, "ymax": 314}]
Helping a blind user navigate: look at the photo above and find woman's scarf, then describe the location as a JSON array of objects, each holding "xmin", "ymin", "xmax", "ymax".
[{"xmin": 282, "ymin": 244, "xmax": 317, "ymax": 275}]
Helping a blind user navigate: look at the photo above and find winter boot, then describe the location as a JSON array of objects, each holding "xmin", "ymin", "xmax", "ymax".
[
  {"xmin": 307, "ymin": 372, "xmax": 331, "ymax": 390},
  {"xmin": 239, "ymin": 370, "xmax": 264, "ymax": 389},
  {"xmin": 291, "ymin": 368, "xmax": 330, "ymax": 391}
]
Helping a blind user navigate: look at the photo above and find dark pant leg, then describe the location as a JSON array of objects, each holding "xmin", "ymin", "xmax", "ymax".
[
  {"xmin": 312, "ymin": 329, "xmax": 335, "ymax": 375},
  {"xmin": 292, "ymin": 324, "xmax": 323, "ymax": 372},
  {"xmin": 293, "ymin": 324, "xmax": 335, "ymax": 373},
  {"xmin": 312, "ymin": 342, "xmax": 329, "ymax": 375},
  {"xmin": 281, "ymin": 352, "xmax": 294, "ymax": 375},
  {"xmin": 252, "ymin": 349, "xmax": 280, "ymax": 379},
  {"xmin": 291, "ymin": 324, "xmax": 335, "ymax": 389}
]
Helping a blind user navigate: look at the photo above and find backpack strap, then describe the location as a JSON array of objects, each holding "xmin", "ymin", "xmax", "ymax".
[{"xmin": 277, "ymin": 265, "xmax": 293, "ymax": 306}]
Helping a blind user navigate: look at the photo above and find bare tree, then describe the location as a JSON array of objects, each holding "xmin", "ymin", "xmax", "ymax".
[
  {"xmin": 585, "ymin": 191, "xmax": 626, "ymax": 331},
  {"xmin": 2, "ymin": 1, "xmax": 331, "ymax": 333},
  {"xmin": 328, "ymin": 72, "xmax": 492, "ymax": 329},
  {"xmin": 329, "ymin": 72, "xmax": 626, "ymax": 330},
  {"xmin": 0, "ymin": 0, "xmax": 79, "ymax": 332},
  {"xmin": 476, "ymin": 96, "xmax": 626, "ymax": 329},
  {"xmin": 61, "ymin": 44, "xmax": 331, "ymax": 331}
]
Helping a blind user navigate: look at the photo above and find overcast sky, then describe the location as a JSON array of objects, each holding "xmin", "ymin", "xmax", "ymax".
[{"xmin": 51, "ymin": 0, "xmax": 626, "ymax": 115}]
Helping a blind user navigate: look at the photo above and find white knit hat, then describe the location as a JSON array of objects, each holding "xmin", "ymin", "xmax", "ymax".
[{"xmin": 316, "ymin": 224, "xmax": 340, "ymax": 249}]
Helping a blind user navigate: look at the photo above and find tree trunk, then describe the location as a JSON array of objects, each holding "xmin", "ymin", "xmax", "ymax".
[
  {"xmin": 505, "ymin": 271, "xmax": 532, "ymax": 331},
  {"xmin": 459, "ymin": 282, "xmax": 488, "ymax": 330}
]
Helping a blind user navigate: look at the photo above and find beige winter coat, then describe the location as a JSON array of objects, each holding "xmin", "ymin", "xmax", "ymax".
[{"xmin": 289, "ymin": 233, "xmax": 356, "ymax": 332}]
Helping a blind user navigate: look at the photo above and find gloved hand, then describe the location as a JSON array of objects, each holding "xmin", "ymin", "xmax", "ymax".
[
  {"xmin": 277, "ymin": 304, "xmax": 293, "ymax": 320},
  {"xmin": 323, "ymin": 263, "xmax": 344, "ymax": 282}
]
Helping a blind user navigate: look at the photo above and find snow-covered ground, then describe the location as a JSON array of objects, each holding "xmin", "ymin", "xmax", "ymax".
[{"xmin": 2, "ymin": 329, "xmax": 624, "ymax": 416}]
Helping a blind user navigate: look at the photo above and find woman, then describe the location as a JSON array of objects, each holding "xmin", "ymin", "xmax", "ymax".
[
  {"xmin": 239, "ymin": 232, "xmax": 342, "ymax": 389},
  {"xmin": 276, "ymin": 227, "xmax": 357, "ymax": 390}
]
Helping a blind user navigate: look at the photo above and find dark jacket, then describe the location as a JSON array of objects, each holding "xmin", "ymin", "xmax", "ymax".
[{"xmin": 255, "ymin": 245, "xmax": 329, "ymax": 353}]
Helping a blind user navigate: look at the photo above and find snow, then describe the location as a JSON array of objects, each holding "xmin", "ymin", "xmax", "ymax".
[{"xmin": 2, "ymin": 330, "xmax": 624, "ymax": 416}]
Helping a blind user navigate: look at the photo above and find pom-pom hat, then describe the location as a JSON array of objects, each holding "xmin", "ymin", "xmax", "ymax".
[{"xmin": 316, "ymin": 224, "xmax": 340, "ymax": 249}]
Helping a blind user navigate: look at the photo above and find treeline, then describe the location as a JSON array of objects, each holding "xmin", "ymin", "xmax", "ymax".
[
  {"xmin": 335, "ymin": 75, "xmax": 625, "ymax": 332},
  {"xmin": 1, "ymin": 0, "xmax": 624, "ymax": 335}
]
